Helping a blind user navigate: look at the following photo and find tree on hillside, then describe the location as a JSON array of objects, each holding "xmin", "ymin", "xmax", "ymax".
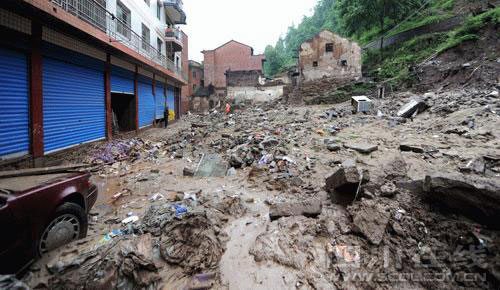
[{"xmin": 335, "ymin": 0, "xmax": 425, "ymax": 59}]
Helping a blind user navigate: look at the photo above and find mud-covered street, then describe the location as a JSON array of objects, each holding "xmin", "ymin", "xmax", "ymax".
[{"xmin": 16, "ymin": 87, "xmax": 499, "ymax": 289}]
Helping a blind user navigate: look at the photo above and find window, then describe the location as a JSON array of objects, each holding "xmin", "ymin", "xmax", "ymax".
[
  {"xmin": 313, "ymin": 61, "xmax": 318, "ymax": 67},
  {"xmin": 193, "ymin": 71, "xmax": 197, "ymax": 78},
  {"xmin": 326, "ymin": 43, "xmax": 334, "ymax": 52},
  {"xmin": 341, "ymin": 60, "xmax": 348, "ymax": 66},
  {"xmin": 193, "ymin": 84, "xmax": 197, "ymax": 91},
  {"xmin": 144, "ymin": 0, "xmax": 150, "ymax": 6},
  {"xmin": 176, "ymin": 56, "xmax": 180, "ymax": 68},
  {"xmin": 157, "ymin": 38, "xmax": 163, "ymax": 57},
  {"xmin": 116, "ymin": 0, "xmax": 131, "ymax": 40},
  {"xmin": 157, "ymin": 1, "xmax": 161, "ymax": 19},
  {"xmin": 142, "ymin": 24, "xmax": 150, "ymax": 51}
]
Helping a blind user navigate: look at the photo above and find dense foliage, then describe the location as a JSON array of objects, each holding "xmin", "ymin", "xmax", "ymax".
[{"xmin": 263, "ymin": 0, "xmax": 427, "ymax": 77}]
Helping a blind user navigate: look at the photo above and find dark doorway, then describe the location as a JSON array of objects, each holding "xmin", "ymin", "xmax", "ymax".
[{"xmin": 111, "ymin": 93, "xmax": 136, "ymax": 133}]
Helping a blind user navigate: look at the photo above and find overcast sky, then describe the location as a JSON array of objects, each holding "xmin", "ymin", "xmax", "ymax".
[{"xmin": 182, "ymin": 0, "xmax": 318, "ymax": 62}]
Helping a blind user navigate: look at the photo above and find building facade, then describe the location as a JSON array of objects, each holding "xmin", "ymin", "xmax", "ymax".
[
  {"xmin": 202, "ymin": 40, "xmax": 266, "ymax": 96},
  {"xmin": 0, "ymin": 0, "xmax": 187, "ymax": 163},
  {"xmin": 187, "ymin": 60, "xmax": 204, "ymax": 96},
  {"xmin": 299, "ymin": 30, "xmax": 362, "ymax": 82}
]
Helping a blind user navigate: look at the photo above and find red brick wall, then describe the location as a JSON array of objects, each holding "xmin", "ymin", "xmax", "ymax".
[
  {"xmin": 203, "ymin": 50, "xmax": 216, "ymax": 88},
  {"xmin": 203, "ymin": 41, "xmax": 265, "ymax": 89}
]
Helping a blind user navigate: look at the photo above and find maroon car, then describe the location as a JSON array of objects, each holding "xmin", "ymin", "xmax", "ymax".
[{"xmin": 0, "ymin": 172, "xmax": 98, "ymax": 275}]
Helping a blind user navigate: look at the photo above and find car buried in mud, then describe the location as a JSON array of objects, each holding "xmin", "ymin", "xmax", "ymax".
[{"xmin": 0, "ymin": 172, "xmax": 98, "ymax": 275}]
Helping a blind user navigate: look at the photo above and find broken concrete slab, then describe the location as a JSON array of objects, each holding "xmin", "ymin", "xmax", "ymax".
[
  {"xmin": 349, "ymin": 199, "xmax": 391, "ymax": 245},
  {"xmin": 343, "ymin": 142, "xmax": 378, "ymax": 154},
  {"xmin": 269, "ymin": 199, "xmax": 322, "ymax": 221},
  {"xmin": 397, "ymin": 98, "xmax": 428, "ymax": 118},
  {"xmin": 423, "ymin": 173, "xmax": 500, "ymax": 229},
  {"xmin": 195, "ymin": 154, "xmax": 229, "ymax": 177}
]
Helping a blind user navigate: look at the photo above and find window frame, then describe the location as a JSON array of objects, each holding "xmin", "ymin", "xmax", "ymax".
[
  {"xmin": 116, "ymin": 0, "xmax": 131, "ymax": 40},
  {"xmin": 142, "ymin": 23, "xmax": 151, "ymax": 52},
  {"xmin": 157, "ymin": 1, "xmax": 161, "ymax": 19}
]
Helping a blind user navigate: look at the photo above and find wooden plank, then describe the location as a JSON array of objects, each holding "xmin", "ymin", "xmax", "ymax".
[{"xmin": 0, "ymin": 164, "xmax": 92, "ymax": 179}]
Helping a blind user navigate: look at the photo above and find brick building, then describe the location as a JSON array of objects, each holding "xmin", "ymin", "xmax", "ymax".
[
  {"xmin": 0, "ymin": 0, "xmax": 188, "ymax": 163},
  {"xmin": 202, "ymin": 40, "xmax": 266, "ymax": 96},
  {"xmin": 299, "ymin": 30, "xmax": 362, "ymax": 82}
]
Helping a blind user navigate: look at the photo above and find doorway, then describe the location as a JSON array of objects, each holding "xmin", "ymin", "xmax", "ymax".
[{"xmin": 111, "ymin": 93, "xmax": 136, "ymax": 133}]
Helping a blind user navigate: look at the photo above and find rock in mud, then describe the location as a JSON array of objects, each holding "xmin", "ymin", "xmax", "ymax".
[
  {"xmin": 349, "ymin": 199, "xmax": 391, "ymax": 245},
  {"xmin": 327, "ymin": 144, "xmax": 341, "ymax": 152},
  {"xmin": 269, "ymin": 199, "xmax": 322, "ymax": 221},
  {"xmin": 159, "ymin": 212, "xmax": 224, "ymax": 274},
  {"xmin": 423, "ymin": 173, "xmax": 500, "ymax": 229},
  {"xmin": 399, "ymin": 143, "xmax": 425, "ymax": 153},
  {"xmin": 343, "ymin": 142, "xmax": 378, "ymax": 154},
  {"xmin": 183, "ymin": 167, "xmax": 195, "ymax": 176},
  {"xmin": 380, "ymin": 182, "xmax": 398, "ymax": 197},
  {"xmin": 325, "ymin": 167, "xmax": 368, "ymax": 194}
]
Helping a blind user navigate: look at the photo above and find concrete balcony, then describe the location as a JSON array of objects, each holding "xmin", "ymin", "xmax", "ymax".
[
  {"xmin": 162, "ymin": 0, "xmax": 186, "ymax": 25},
  {"xmin": 165, "ymin": 28, "xmax": 183, "ymax": 52},
  {"xmin": 45, "ymin": 0, "xmax": 187, "ymax": 83}
]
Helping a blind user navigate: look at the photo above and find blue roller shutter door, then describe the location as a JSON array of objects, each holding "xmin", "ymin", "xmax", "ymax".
[
  {"xmin": 167, "ymin": 87, "xmax": 175, "ymax": 121},
  {"xmin": 0, "ymin": 48, "xmax": 29, "ymax": 159},
  {"xmin": 138, "ymin": 78, "xmax": 155, "ymax": 128},
  {"xmin": 155, "ymin": 83, "xmax": 165, "ymax": 119},
  {"xmin": 111, "ymin": 66, "xmax": 134, "ymax": 94},
  {"xmin": 43, "ymin": 57, "xmax": 105, "ymax": 153}
]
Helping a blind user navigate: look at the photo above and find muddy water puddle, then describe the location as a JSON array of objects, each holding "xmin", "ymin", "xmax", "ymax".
[{"xmin": 220, "ymin": 189, "xmax": 296, "ymax": 289}]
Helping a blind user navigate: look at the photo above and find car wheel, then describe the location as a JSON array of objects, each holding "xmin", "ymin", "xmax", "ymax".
[{"xmin": 38, "ymin": 202, "xmax": 88, "ymax": 255}]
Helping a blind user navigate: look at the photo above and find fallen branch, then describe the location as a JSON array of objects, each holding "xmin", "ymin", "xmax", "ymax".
[{"xmin": 0, "ymin": 164, "xmax": 92, "ymax": 179}]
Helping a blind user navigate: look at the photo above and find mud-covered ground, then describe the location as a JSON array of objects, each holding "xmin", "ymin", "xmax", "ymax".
[{"xmin": 20, "ymin": 87, "xmax": 500, "ymax": 289}]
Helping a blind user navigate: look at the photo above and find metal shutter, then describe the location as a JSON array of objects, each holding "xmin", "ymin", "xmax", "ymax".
[
  {"xmin": 111, "ymin": 65, "xmax": 134, "ymax": 94},
  {"xmin": 138, "ymin": 79, "xmax": 154, "ymax": 128},
  {"xmin": 43, "ymin": 57, "xmax": 105, "ymax": 153},
  {"xmin": 155, "ymin": 83, "xmax": 165, "ymax": 119},
  {"xmin": 0, "ymin": 48, "xmax": 29, "ymax": 160},
  {"xmin": 167, "ymin": 87, "xmax": 175, "ymax": 121}
]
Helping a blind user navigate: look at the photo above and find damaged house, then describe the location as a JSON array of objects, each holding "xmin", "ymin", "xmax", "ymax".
[
  {"xmin": 299, "ymin": 30, "xmax": 362, "ymax": 82},
  {"xmin": 226, "ymin": 70, "xmax": 285, "ymax": 104}
]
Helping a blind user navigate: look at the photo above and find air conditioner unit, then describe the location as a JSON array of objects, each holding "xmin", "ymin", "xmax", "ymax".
[{"xmin": 351, "ymin": 96, "xmax": 373, "ymax": 113}]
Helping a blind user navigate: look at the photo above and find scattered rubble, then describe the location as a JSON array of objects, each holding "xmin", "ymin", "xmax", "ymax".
[{"xmin": 17, "ymin": 80, "xmax": 500, "ymax": 289}]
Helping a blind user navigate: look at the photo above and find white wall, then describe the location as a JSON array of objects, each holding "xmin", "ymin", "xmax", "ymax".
[
  {"xmin": 107, "ymin": 0, "xmax": 168, "ymax": 55},
  {"xmin": 227, "ymin": 86, "xmax": 285, "ymax": 104}
]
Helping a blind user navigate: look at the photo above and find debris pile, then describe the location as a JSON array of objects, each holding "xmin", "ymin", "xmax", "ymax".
[{"xmin": 159, "ymin": 212, "xmax": 224, "ymax": 275}]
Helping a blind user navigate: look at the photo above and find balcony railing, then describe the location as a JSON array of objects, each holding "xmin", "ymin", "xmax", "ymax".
[
  {"xmin": 165, "ymin": 27, "xmax": 182, "ymax": 42},
  {"xmin": 49, "ymin": 0, "xmax": 187, "ymax": 82}
]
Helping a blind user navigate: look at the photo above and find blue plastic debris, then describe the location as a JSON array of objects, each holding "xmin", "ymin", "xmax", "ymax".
[{"xmin": 173, "ymin": 204, "xmax": 188, "ymax": 216}]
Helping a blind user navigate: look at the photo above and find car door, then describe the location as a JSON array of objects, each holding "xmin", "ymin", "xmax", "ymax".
[{"xmin": 0, "ymin": 194, "xmax": 28, "ymax": 274}]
